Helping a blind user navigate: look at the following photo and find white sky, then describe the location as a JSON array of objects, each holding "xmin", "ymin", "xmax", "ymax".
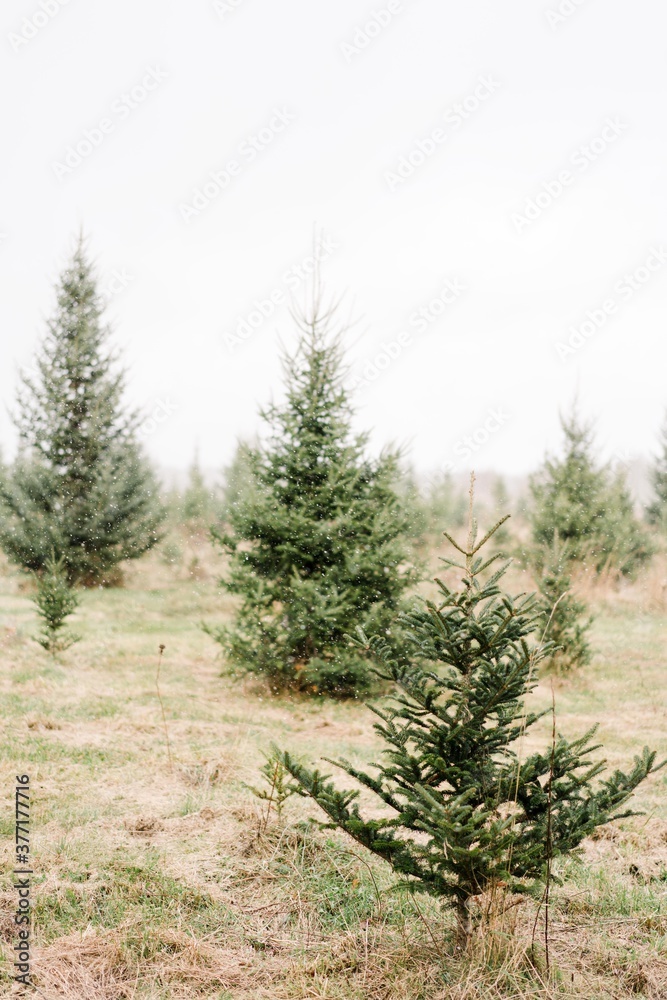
[{"xmin": 1, "ymin": 0, "xmax": 666, "ymax": 481}]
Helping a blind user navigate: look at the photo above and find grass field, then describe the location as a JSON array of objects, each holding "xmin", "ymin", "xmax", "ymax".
[{"xmin": 1, "ymin": 527, "xmax": 667, "ymax": 998}]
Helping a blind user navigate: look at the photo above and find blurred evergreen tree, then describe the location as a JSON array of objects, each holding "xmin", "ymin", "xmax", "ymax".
[
  {"xmin": 220, "ymin": 440, "xmax": 257, "ymax": 524},
  {"xmin": 529, "ymin": 409, "xmax": 652, "ymax": 577},
  {"xmin": 391, "ymin": 464, "xmax": 429, "ymax": 543},
  {"xmin": 0, "ymin": 235, "xmax": 165, "ymax": 585},
  {"xmin": 533, "ymin": 532, "xmax": 593, "ymax": 673},
  {"xmin": 181, "ymin": 450, "xmax": 218, "ymax": 525},
  {"xmin": 647, "ymin": 412, "xmax": 667, "ymax": 529},
  {"xmin": 205, "ymin": 290, "xmax": 419, "ymax": 697}
]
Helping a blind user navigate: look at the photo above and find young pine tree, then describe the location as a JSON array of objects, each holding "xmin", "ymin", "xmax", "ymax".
[
  {"xmin": 533, "ymin": 532, "xmax": 592, "ymax": 673},
  {"xmin": 181, "ymin": 450, "xmax": 218, "ymax": 526},
  {"xmin": 391, "ymin": 464, "xmax": 429, "ymax": 544},
  {"xmin": 603, "ymin": 467, "xmax": 655, "ymax": 571},
  {"xmin": 220, "ymin": 440, "xmax": 257, "ymax": 524},
  {"xmin": 646, "ymin": 411, "xmax": 667, "ymax": 529},
  {"xmin": 33, "ymin": 554, "xmax": 80, "ymax": 655},
  {"xmin": 529, "ymin": 409, "xmax": 652, "ymax": 577},
  {"xmin": 0, "ymin": 236, "xmax": 165, "ymax": 585},
  {"xmin": 280, "ymin": 484, "xmax": 663, "ymax": 945},
  {"xmin": 205, "ymin": 293, "xmax": 418, "ymax": 697}
]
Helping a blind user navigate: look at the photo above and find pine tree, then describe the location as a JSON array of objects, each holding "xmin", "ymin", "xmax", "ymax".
[
  {"xmin": 0, "ymin": 236, "xmax": 165, "ymax": 585},
  {"xmin": 392, "ymin": 464, "xmax": 428, "ymax": 543},
  {"xmin": 205, "ymin": 293, "xmax": 418, "ymax": 697},
  {"xmin": 0, "ymin": 448, "xmax": 8, "ymax": 522},
  {"xmin": 181, "ymin": 450, "xmax": 217, "ymax": 525},
  {"xmin": 646, "ymin": 412, "xmax": 667, "ymax": 528},
  {"xmin": 280, "ymin": 484, "xmax": 663, "ymax": 945},
  {"xmin": 533, "ymin": 532, "xmax": 592, "ymax": 673},
  {"xmin": 603, "ymin": 468, "xmax": 655, "ymax": 572},
  {"xmin": 529, "ymin": 409, "xmax": 652, "ymax": 577},
  {"xmin": 33, "ymin": 554, "xmax": 80, "ymax": 655},
  {"xmin": 220, "ymin": 440, "xmax": 257, "ymax": 524}
]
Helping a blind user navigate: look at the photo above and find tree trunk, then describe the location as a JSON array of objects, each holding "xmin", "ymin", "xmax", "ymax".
[{"xmin": 455, "ymin": 897, "xmax": 472, "ymax": 950}]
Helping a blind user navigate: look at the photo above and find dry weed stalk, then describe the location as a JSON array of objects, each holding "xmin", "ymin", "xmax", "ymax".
[{"xmin": 155, "ymin": 643, "xmax": 173, "ymax": 771}]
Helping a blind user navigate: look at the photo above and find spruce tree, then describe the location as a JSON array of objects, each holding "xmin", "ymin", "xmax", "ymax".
[
  {"xmin": 533, "ymin": 533, "xmax": 592, "ymax": 673},
  {"xmin": 220, "ymin": 440, "xmax": 257, "ymax": 524},
  {"xmin": 603, "ymin": 468, "xmax": 654, "ymax": 572},
  {"xmin": 392, "ymin": 464, "xmax": 429, "ymax": 543},
  {"xmin": 647, "ymin": 411, "xmax": 667, "ymax": 528},
  {"xmin": 529, "ymin": 409, "xmax": 652, "ymax": 577},
  {"xmin": 33, "ymin": 554, "xmax": 80, "ymax": 655},
  {"xmin": 205, "ymin": 294, "xmax": 418, "ymax": 697},
  {"xmin": 181, "ymin": 450, "xmax": 217, "ymax": 526},
  {"xmin": 280, "ymin": 485, "xmax": 663, "ymax": 944},
  {"xmin": 0, "ymin": 236, "xmax": 165, "ymax": 585}
]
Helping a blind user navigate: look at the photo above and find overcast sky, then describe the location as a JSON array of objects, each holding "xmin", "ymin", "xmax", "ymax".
[{"xmin": 1, "ymin": 0, "xmax": 666, "ymax": 482}]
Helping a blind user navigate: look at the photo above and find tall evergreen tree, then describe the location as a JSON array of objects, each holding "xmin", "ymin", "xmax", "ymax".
[
  {"xmin": 646, "ymin": 411, "xmax": 667, "ymax": 528},
  {"xmin": 280, "ymin": 488, "xmax": 663, "ymax": 945},
  {"xmin": 205, "ymin": 293, "xmax": 418, "ymax": 696},
  {"xmin": 529, "ymin": 409, "xmax": 652, "ymax": 577},
  {"xmin": 0, "ymin": 236, "xmax": 165, "ymax": 585}
]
